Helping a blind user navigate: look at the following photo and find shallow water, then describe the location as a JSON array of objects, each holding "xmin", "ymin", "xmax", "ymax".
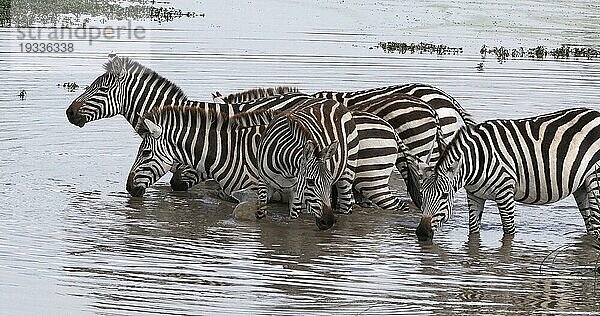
[{"xmin": 1, "ymin": 0, "xmax": 600, "ymax": 315}]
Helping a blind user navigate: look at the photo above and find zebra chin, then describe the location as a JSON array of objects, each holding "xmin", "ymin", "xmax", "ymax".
[{"xmin": 416, "ymin": 216, "xmax": 434, "ymax": 242}]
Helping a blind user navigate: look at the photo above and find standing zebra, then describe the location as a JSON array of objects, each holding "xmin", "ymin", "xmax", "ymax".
[
  {"xmin": 416, "ymin": 108, "xmax": 600, "ymax": 242},
  {"xmin": 213, "ymin": 87, "xmax": 448, "ymax": 207},
  {"xmin": 313, "ymin": 83, "xmax": 476, "ymax": 140},
  {"xmin": 126, "ymin": 105, "xmax": 278, "ymax": 200},
  {"xmin": 257, "ymin": 99, "xmax": 360, "ymax": 230},
  {"xmin": 66, "ymin": 54, "xmax": 312, "ymax": 194}
]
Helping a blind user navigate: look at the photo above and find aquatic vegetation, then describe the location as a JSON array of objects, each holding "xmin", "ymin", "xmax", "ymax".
[
  {"xmin": 0, "ymin": 0, "xmax": 201, "ymax": 27},
  {"xmin": 481, "ymin": 44, "xmax": 600, "ymax": 62},
  {"xmin": 375, "ymin": 41, "xmax": 463, "ymax": 55},
  {"xmin": 18, "ymin": 89, "xmax": 26, "ymax": 100},
  {"xmin": 58, "ymin": 82, "xmax": 79, "ymax": 92}
]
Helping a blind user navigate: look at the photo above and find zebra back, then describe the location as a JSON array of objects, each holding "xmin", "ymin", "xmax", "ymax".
[
  {"xmin": 213, "ymin": 86, "xmax": 301, "ymax": 104},
  {"xmin": 313, "ymin": 83, "xmax": 474, "ymax": 126}
]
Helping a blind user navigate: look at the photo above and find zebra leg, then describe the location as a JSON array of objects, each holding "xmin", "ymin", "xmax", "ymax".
[
  {"xmin": 494, "ymin": 185, "xmax": 516, "ymax": 235},
  {"xmin": 354, "ymin": 189, "xmax": 376, "ymax": 208},
  {"xmin": 467, "ymin": 192, "xmax": 485, "ymax": 235},
  {"xmin": 574, "ymin": 175, "xmax": 600, "ymax": 239},
  {"xmin": 256, "ymin": 181, "xmax": 270, "ymax": 219},
  {"xmin": 334, "ymin": 170, "xmax": 355, "ymax": 214}
]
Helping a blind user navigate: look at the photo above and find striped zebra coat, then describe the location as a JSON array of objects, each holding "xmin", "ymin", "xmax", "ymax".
[
  {"xmin": 257, "ymin": 99, "xmax": 359, "ymax": 230},
  {"xmin": 313, "ymin": 83, "xmax": 475, "ymax": 140},
  {"xmin": 126, "ymin": 106, "xmax": 277, "ymax": 199},
  {"xmin": 212, "ymin": 87, "xmax": 448, "ymax": 207},
  {"xmin": 416, "ymin": 108, "xmax": 600, "ymax": 242}
]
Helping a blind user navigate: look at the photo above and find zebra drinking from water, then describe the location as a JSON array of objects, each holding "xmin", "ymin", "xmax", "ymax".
[
  {"xmin": 66, "ymin": 54, "xmax": 313, "ymax": 194},
  {"xmin": 415, "ymin": 108, "xmax": 600, "ymax": 242},
  {"xmin": 256, "ymin": 99, "xmax": 359, "ymax": 230},
  {"xmin": 126, "ymin": 105, "xmax": 278, "ymax": 202},
  {"xmin": 213, "ymin": 87, "xmax": 449, "ymax": 207}
]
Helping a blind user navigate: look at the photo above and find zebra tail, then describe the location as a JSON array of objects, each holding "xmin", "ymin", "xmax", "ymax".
[
  {"xmin": 446, "ymin": 93, "xmax": 476, "ymax": 126},
  {"xmin": 395, "ymin": 134, "xmax": 423, "ymax": 209}
]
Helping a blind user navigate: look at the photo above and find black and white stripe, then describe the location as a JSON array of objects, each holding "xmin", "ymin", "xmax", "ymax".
[{"xmin": 416, "ymin": 108, "xmax": 600, "ymax": 242}]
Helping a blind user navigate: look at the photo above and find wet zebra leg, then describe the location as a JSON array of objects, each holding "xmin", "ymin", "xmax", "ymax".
[
  {"xmin": 577, "ymin": 172, "xmax": 600, "ymax": 240},
  {"xmin": 335, "ymin": 170, "xmax": 355, "ymax": 214},
  {"xmin": 495, "ymin": 184, "xmax": 516, "ymax": 235},
  {"xmin": 256, "ymin": 181, "xmax": 269, "ymax": 219},
  {"xmin": 467, "ymin": 192, "xmax": 485, "ymax": 235}
]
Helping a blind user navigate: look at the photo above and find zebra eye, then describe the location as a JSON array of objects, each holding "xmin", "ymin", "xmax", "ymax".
[
  {"xmin": 306, "ymin": 178, "xmax": 315, "ymax": 186},
  {"xmin": 141, "ymin": 149, "xmax": 152, "ymax": 157}
]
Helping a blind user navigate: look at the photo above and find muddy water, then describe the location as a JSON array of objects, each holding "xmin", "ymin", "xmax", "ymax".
[{"xmin": 1, "ymin": 0, "xmax": 600, "ymax": 314}]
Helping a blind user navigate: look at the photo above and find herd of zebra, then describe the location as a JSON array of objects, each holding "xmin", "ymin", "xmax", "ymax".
[{"xmin": 66, "ymin": 54, "xmax": 600, "ymax": 242}]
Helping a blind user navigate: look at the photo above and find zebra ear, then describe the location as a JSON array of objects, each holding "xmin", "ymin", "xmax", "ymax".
[
  {"xmin": 107, "ymin": 54, "xmax": 127, "ymax": 78},
  {"xmin": 443, "ymin": 158, "xmax": 462, "ymax": 179},
  {"xmin": 137, "ymin": 117, "xmax": 163, "ymax": 139},
  {"xmin": 212, "ymin": 91, "xmax": 226, "ymax": 104},
  {"xmin": 319, "ymin": 141, "xmax": 338, "ymax": 160},
  {"xmin": 303, "ymin": 140, "xmax": 317, "ymax": 160}
]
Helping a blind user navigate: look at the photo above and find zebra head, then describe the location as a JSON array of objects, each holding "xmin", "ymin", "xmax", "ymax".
[
  {"xmin": 294, "ymin": 140, "xmax": 338, "ymax": 230},
  {"xmin": 126, "ymin": 116, "xmax": 173, "ymax": 197},
  {"xmin": 416, "ymin": 158, "xmax": 462, "ymax": 242},
  {"xmin": 66, "ymin": 54, "xmax": 128, "ymax": 127}
]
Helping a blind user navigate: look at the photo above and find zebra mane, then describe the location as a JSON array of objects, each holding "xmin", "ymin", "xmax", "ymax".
[
  {"xmin": 230, "ymin": 109, "xmax": 278, "ymax": 129},
  {"xmin": 140, "ymin": 105, "xmax": 275, "ymax": 131},
  {"xmin": 283, "ymin": 112, "xmax": 320, "ymax": 151},
  {"xmin": 103, "ymin": 56, "xmax": 188, "ymax": 100},
  {"xmin": 434, "ymin": 125, "xmax": 473, "ymax": 172},
  {"xmin": 218, "ymin": 86, "xmax": 301, "ymax": 104}
]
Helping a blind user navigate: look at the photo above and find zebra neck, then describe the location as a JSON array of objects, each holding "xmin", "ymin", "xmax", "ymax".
[{"xmin": 122, "ymin": 80, "xmax": 189, "ymax": 128}]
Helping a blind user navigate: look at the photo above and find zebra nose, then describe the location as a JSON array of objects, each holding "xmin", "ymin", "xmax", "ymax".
[
  {"xmin": 126, "ymin": 172, "xmax": 145, "ymax": 197},
  {"xmin": 66, "ymin": 101, "xmax": 86, "ymax": 127},
  {"xmin": 315, "ymin": 206, "xmax": 335, "ymax": 230},
  {"xmin": 416, "ymin": 216, "xmax": 434, "ymax": 242}
]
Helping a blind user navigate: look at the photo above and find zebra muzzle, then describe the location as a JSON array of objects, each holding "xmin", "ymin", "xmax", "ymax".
[
  {"xmin": 416, "ymin": 216, "xmax": 434, "ymax": 242},
  {"xmin": 126, "ymin": 172, "xmax": 146, "ymax": 197},
  {"xmin": 66, "ymin": 101, "xmax": 86, "ymax": 127},
  {"xmin": 315, "ymin": 206, "xmax": 335, "ymax": 230}
]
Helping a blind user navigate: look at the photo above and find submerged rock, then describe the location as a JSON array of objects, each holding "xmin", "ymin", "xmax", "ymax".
[{"xmin": 233, "ymin": 201, "xmax": 265, "ymax": 221}]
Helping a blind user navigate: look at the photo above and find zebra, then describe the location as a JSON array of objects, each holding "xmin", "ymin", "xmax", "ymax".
[
  {"xmin": 126, "ymin": 105, "xmax": 279, "ymax": 203},
  {"xmin": 257, "ymin": 99, "xmax": 360, "ymax": 230},
  {"xmin": 66, "ymin": 54, "xmax": 312, "ymax": 194},
  {"xmin": 312, "ymin": 83, "xmax": 476, "ymax": 140},
  {"xmin": 415, "ymin": 108, "xmax": 600, "ymax": 242},
  {"xmin": 212, "ymin": 87, "xmax": 448, "ymax": 207}
]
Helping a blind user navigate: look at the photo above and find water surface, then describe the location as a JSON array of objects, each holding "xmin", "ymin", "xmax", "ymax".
[{"xmin": 1, "ymin": 0, "xmax": 600, "ymax": 314}]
